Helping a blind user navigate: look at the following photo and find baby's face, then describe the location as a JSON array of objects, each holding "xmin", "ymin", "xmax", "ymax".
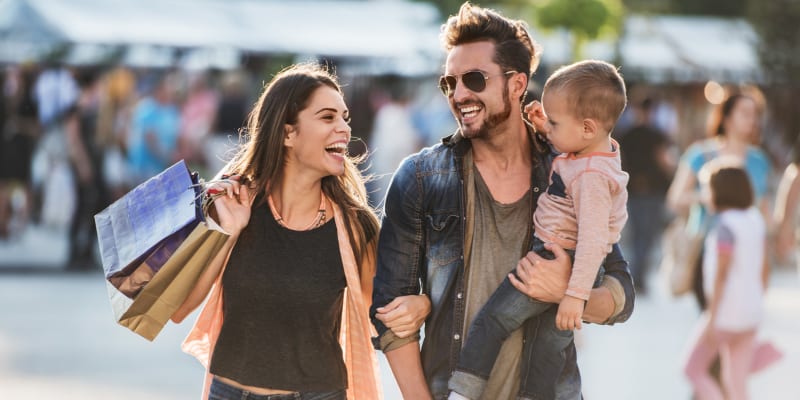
[{"xmin": 540, "ymin": 91, "xmax": 585, "ymax": 154}]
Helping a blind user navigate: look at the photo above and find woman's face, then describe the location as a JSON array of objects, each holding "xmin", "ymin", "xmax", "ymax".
[
  {"xmin": 723, "ymin": 97, "xmax": 758, "ymax": 142},
  {"xmin": 284, "ymin": 85, "xmax": 351, "ymax": 179}
]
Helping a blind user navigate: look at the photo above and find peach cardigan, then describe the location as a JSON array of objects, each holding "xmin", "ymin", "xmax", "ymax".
[{"xmin": 180, "ymin": 201, "xmax": 382, "ymax": 399}]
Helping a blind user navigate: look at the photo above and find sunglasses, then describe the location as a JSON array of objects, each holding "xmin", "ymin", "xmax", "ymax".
[{"xmin": 438, "ymin": 70, "xmax": 517, "ymax": 97}]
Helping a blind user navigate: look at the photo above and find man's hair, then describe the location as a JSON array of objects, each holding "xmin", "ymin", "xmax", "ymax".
[
  {"xmin": 441, "ymin": 2, "xmax": 541, "ymax": 87},
  {"xmin": 543, "ymin": 60, "xmax": 627, "ymax": 133}
]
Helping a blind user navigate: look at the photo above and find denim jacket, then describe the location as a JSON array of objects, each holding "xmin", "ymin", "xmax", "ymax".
[{"xmin": 370, "ymin": 129, "xmax": 635, "ymax": 399}]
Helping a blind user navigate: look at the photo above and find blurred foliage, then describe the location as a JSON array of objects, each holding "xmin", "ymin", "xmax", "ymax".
[
  {"xmin": 621, "ymin": 0, "xmax": 748, "ymax": 16},
  {"xmin": 531, "ymin": 0, "xmax": 625, "ymax": 60}
]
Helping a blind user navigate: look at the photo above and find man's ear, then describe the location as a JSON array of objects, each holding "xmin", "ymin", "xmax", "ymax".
[
  {"xmin": 583, "ymin": 119, "xmax": 599, "ymax": 140},
  {"xmin": 284, "ymin": 124, "xmax": 296, "ymax": 147},
  {"xmin": 510, "ymin": 73, "xmax": 527, "ymax": 102}
]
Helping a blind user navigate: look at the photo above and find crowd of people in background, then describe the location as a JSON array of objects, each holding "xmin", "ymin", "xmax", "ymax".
[{"xmin": 0, "ymin": 63, "xmax": 254, "ymax": 269}]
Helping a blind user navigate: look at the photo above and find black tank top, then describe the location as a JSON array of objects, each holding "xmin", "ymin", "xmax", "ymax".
[{"xmin": 209, "ymin": 200, "xmax": 347, "ymax": 392}]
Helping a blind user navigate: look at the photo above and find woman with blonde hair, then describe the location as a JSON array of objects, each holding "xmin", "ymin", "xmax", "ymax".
[{"xmin": 172, "ymin": 63, "xmax": 382, "ymax": 400}]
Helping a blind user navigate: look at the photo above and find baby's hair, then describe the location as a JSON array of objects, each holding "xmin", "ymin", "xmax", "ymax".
[{"xmin": 543, "ymin": 60, "xmax": 627, "ymax": 133}]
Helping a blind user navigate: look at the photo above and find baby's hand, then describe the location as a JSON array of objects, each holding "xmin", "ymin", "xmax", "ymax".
[
  {"xmin": 523, "ymin": 100, "xmax": 547, "ymax": 133},
  {"xmin": 556, "ymin": 295, "xmax": 585, "ymax": 331}
]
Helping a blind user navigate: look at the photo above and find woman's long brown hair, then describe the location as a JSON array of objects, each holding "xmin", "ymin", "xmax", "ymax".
[{"xmin": 226, "ymin": 63, "xmax": 379, "ymax": 268}]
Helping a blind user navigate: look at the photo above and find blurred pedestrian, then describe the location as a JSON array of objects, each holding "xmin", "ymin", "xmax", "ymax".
[
  {"xmin": 205, "ymin": 70, "xmax": 249, "ymax": 175},
  {"xmin": 171, "ymin": 63, "xmax": 381, "ymax": 400},
  {"xmin": 177, "ymin": 71, "xmax": 218, "ymax": 175},
  {"xmin": 0, "ymin": 65, "xmax": 40, "ymax": 237},
  {"xmin": 126, "ymin": 73, "xmax": 180, "ymax": 185},
  {"xmin": 666, "ymin": 92, "xmax": 771, "ymax": 309},
  {"xmin": 64, "ymin": 68, "xmax": 109, "ymax": 271},
  {"xmin": 367, "ymin": 74, "xmax": 423, "ymax": 207},
  {"xmin": 619, "ymin": 97, "xmax": 677, "ymax": 294},
  {"xmin": 96, "ymin": 65, "xmax": 137, "ymax": 201},
  {"xmin": 774, "ymin": 158, "xmax": 799, "ymax": 267},
  {"xmin": 683, "ymin": 161, "xmax": 772, "ymax": 400}
]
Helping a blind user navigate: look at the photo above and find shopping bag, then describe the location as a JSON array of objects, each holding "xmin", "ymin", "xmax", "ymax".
[
  {"xmin": 95, "ymin": 159, "xmax": 201, "ymax": 286},
  {"xmin": 95, "ymin": 159, "xmax": 229, "ymax": 340},
  {"xmin": 659, "ymin": 217, "xmax": 705, "ymax": 296},
  {"xmin": 107, "ymin": 222, "xmax": 228, "ymax": 340}
]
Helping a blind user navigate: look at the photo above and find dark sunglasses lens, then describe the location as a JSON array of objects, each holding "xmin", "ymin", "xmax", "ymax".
[
  {"xmin": 462, "ymin": 71, "xmax": 486, "ymax": 93},
  {"xmin": 439, "ymin": 76, "xmax": 456, "ymax": 96}
]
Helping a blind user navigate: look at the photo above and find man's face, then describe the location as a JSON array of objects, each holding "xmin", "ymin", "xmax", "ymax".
[{"xmin": 444, "ymin": 41, "xmax": 512, "ymax": 140}]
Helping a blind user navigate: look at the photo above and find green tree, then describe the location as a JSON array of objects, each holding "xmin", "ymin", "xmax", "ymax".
[{"xmin": 532, "ymin": 0, "xmax": 625, "ymax": 61}]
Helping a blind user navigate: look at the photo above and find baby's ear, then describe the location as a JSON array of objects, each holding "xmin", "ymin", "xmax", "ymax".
[{"xmin": 582, "ymin": 118, "xmax": 599, "ymax": 139}]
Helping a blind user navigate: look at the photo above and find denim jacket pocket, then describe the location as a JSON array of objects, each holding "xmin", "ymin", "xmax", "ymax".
[{"xmin": 425, "ymin": 213, "xmax": 461, "ymax": 266}]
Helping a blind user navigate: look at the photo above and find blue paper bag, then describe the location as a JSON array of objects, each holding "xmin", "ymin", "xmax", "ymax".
[{"xmin": 95, "ymin": 159, "xmax": 202, "ymax": 298}]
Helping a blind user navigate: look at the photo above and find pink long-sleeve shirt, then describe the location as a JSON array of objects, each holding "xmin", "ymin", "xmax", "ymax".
[{"xmin": 533, "ymin": 141, "xmax": 628, "ymax": 300}]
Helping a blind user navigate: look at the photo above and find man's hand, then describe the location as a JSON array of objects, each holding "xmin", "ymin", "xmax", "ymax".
[
  {"xmin": 508, "ymin": 242, "xmax": 570, "ymax": 304},
  {"xmin": 556, "ymin": 296, "xmax": 584, "ymax": 331},
  {"xmin": 375, "ymin": 295, "xmax": 431, "ymax": 338}
]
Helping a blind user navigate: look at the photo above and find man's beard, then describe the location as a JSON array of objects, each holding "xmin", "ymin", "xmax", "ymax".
[{"xmin": 460, "ymin": 86, "xmax": 512, "ymax": 139}]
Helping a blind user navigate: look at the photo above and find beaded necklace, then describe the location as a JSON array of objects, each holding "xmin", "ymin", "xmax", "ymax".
[{"xmin": 267, "ymin": 191, "xmax": 327, "ymax": 231}]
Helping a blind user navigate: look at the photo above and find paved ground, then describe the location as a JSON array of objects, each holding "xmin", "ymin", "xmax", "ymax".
[{"xmin": 1, "ymin": 224, "xmax": 798, "ymax": 399}]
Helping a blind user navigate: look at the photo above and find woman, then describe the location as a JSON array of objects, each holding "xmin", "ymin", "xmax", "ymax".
[
  {"xmin": 666, "ymin": 92, "xmax": 771, "ymax": 309},
  {"xmin": 171, "ymin": 63, "xmax": 382, "ymax": 400}
]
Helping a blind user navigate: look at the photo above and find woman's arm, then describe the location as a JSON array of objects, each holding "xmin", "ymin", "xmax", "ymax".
[
  {"xmin": 171, "ymin": 233, "xmax": 237, "ymax": 323},
  {"xmin": 666, "ymin": 161, "xmax": 699, "ymax": 217},
  {"xmin": 171, "ymin": 179, "xmax": 251, "ymax": 323},
  {"xmin": 385, "ymin": 342, "xmax": 433, "ymax": 400}
]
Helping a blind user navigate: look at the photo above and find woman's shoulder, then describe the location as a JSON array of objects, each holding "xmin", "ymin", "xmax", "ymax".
[
  {"xmin": 745, "ymin": 146, "xmax": 771, "ymax": 165},
  {"xmin": 682, "ymin": 139, "xmax": 716, "ymax": 170}
]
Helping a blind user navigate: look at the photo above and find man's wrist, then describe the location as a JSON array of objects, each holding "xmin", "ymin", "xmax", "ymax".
[{"xmin": 601, "ymin": 276, "xmax": 626, "ymax": 320}]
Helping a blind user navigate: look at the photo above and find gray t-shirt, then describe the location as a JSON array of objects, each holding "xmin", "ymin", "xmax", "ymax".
[{"xmin": 464, "ymin": 165, "xmax": 531, "ymax": 400}]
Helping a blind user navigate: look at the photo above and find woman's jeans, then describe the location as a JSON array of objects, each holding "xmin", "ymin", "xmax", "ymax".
[
  {"xmin": 209, "ymin": 377, "xmax": 346, "ymax": 400},
  {"xmin": 449, "ymin": 239, "xmax": 602, "ymax": 400}
]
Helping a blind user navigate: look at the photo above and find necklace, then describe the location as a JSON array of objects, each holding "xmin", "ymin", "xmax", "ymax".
[{"xmin": 267, "ymin": 191, "xmax": 327, "ymax": 231}]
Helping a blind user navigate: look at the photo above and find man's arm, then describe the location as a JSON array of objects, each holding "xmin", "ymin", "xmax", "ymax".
[{"xmin": 509, "ymin": 242, "xmax": 634, "ymax": 324}]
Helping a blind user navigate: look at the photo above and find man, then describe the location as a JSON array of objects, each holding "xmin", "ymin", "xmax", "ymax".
[{"xmin": 370, "ymin": 3, "xmax": 635, "ymax": 400}]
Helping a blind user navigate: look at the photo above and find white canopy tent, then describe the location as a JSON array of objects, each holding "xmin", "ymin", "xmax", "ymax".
[
  {"xmin": 0, "ymin": 0, "xmax": 444, "ymax": 74},
  {"xmin": 531, "ymin": 14, "xmax": 762, "ymax": 84}
]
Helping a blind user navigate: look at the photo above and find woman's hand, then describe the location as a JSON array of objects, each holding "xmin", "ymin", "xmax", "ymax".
[
  {"xmin": 375, "ymin": 295, "xmax": 431, "ymax": 338},
  {"xmin": 509, "ymin": 242, "xmax": 570, "ymax": 304},
  {"xmin": 208, "ymin": 175, "xmax": 251, "ymax": 237}
]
